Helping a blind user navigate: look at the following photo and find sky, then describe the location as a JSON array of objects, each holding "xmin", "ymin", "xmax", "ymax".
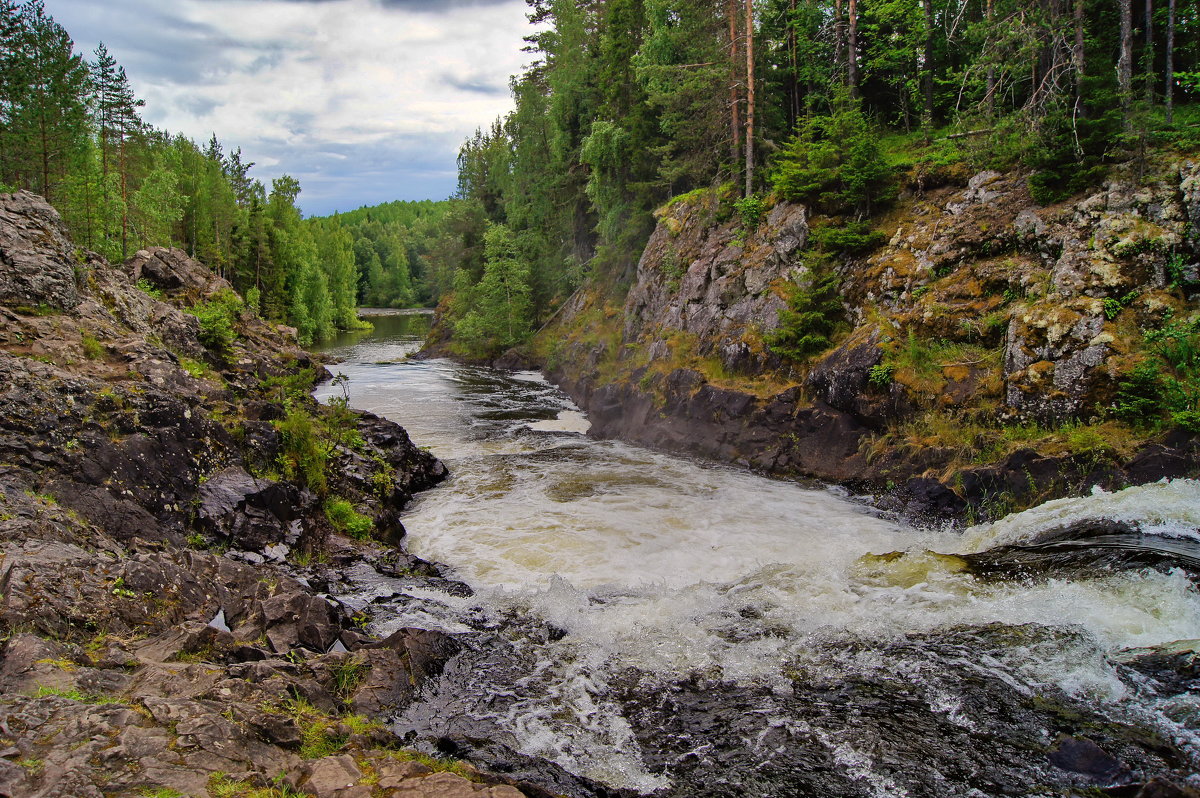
[{"xmin": 47, "ymin": 0, "xmax": 536, "ymax": 217}]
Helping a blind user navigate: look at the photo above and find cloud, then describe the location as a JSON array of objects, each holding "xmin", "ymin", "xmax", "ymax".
[{"xmin": 47, "ymin": 0, "xmax": 534, "ymax": 215}]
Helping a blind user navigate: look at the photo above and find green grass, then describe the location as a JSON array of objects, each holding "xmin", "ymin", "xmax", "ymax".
[
  {"xmin": 324, "ymin": 497, "xmax": 374, "ymax": 540},
  {"xmin": 32, "ymin": 685, "xmax": 122, "ymax": 705},
  {"xmin": 80, "ymin": 332, "xmax": 104, "ymax": 360},
  {"xmin": 208, "ymin": 774, "xmax": 303, "ymax": 798}
]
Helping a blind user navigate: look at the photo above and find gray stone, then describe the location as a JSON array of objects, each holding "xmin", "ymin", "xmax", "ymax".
[{"xmin": 0, "ymin": 191, "xmax": 82, "ymax": 311}]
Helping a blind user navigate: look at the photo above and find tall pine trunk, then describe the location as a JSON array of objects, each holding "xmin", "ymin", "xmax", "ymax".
[
  {"xmin": 922, "ymin": 0, "xmax": 934, "ymax": 134},
  {"xmin": 744, "ymin": 0, "xmax": 755, "ymax": 197},
  {"xmin": 847, "ymin": 0, "xmax": 859, "ymax": 98},
  {"xmin": 727, "ymin": 0, "xmax": 741, "ymax": 174},
  {"xmin": 1118, "ymin": 0, "xmax": 1133, "ymax": 123},
  {"xmin": 834, "ymin": 0, "xmax": 846, "ymax": 88},
  {"xmin": 1144, "ymin": 0, "xmax": 1154, "ymax": 103},
  {"xmin": 1165, "ymin": 0, "xmax": 1175, "ymax": 122}
]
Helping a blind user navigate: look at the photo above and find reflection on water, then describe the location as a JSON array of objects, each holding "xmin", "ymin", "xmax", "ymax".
[{"xmin": 316, "ymin": 314, "xmax": 1200, "ymax": 795}]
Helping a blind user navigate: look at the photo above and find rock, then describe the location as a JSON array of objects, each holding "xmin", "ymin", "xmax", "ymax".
[
  {"xmin": 352, "ymin": 628, "xmax": 461, "ymax": 715},
  {"xmin": 1047, "ymin": 735, "xmax": 1130, "ymax": 784},
  {"xmin": 805, "ymin": 329, "xmax": 897, "ymax": 428},
  {"xmin": 197, "ymin": 467, "xmax": 304, "ymax": 550},
  {"xmin": 0, "ymin": 191, "xmax": 82, "ymax": 311},
  {"xmin": 1137, "ymin": 777, "xmax": 1200, "ymax": 798},
  {"xmin": 303, "ymin": 754, "xmax": 364, "ymax": 797},
  {"xmin": 126, "ymin": 246, "xmax": 235, "ymax": 301}
]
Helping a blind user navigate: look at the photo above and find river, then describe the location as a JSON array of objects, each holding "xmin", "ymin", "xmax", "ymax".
[{"xmin": 316, "ymin": 312, "xmax": 1200, "ymax": 797}]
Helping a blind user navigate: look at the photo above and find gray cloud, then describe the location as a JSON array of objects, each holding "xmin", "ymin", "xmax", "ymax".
[
  {"xmin": 46, "ymin": 0, "xmax": 533, "ymax": 216},
  {"xmin": 440, "ymin": 71, "xmax": 509, "ymax": 95}
]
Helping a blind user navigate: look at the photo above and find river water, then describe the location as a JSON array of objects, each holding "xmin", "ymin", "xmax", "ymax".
[{"xmin": 317, "ymin": 313, "xmax": 1200, "ymax": 797}]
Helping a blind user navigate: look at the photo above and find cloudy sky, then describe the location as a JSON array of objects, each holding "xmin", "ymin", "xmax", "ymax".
[{"xmin": 47, "ymin": 0, "xmax": 535, "ymax": 216}]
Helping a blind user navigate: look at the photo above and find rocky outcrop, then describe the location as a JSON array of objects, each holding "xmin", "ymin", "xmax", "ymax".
[
  {"xmin": 0, "ymin": 192, "xmax": 543, "ymax": 798},
  {"xmin": 541, "ymin": 163, "xmax": 1200, "ymax": 520}
]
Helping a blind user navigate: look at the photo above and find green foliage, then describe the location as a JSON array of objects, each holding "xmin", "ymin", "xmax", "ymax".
[
  {"xmin": 1114, "ymin": 316, "xmax": 1200, "ymax": 429},
  {"xmin": 324, "ymin": 497, "xmax": 373, "ymax": 540},
  {"xmin": 771, "ymin": 102, "xmax": 895, "ymax": 216},
  {"xmin": 766, "ymin": 258, "xmax": 844, "ymax": 362},
  {"xmin": 276, "ymin": 408, "xmax": 328, "ymax": 495},
  {"xmin": 733, "ymin": 195, "xmax": 767, "ymax": 232},
  {"xmin": 1113, "ymin": 360, "xmax": 1167, "ymax": 427},
  {"xmin": 450, "ymin": 223, "xmax": 533, "ymax": 358},
  {"xmin": 135, "ymin": 278, "xmax": 163, "ymax": 300},
  {"xmin": 178, "ymin": 357, "xmax": 209, "ymax": 379},
  {"xmin": 1026, "ymin": 77, "xmax": 1124, "ymax": 206},
  {"xmin": 868, "ymin": 364, "xmax": 895, "ymax": 389},
  {"xmin": 208, "ymin": 773, "xmax": 303, "ymax": 798},
  {"xmin": 32, "ymin": 685, "xmax": 120, "ymax": 704},
  {"xmin": 187, "ymin": 289, "xmax": 243, "ymax": 353},
  {"xmin": 80, "ymin": 331, "xmax": 103, "ymax": 360},
  {"xmin": 811, "ymin": 221, "xmax": 888, "ymax": 255}
]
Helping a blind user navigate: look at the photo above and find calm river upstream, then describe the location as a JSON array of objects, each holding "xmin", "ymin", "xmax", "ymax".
[{"xmin": 316, "ymin": 312, "xmax": 1200, "ymax": 797}]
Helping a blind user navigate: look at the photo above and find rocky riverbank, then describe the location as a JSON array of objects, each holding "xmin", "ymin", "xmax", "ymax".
[
  {"xmin": 0, "ymin": 191, "xmax": 542, "ymax": 798},
  {"xmin": 532, "ymin": 162, "xmax": 1200, "ymax": 521}
]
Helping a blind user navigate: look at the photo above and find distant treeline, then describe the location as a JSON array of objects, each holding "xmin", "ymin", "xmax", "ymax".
[{"xmin": 0, "ymin": 0, "xmax": 446, "ymax": 344}]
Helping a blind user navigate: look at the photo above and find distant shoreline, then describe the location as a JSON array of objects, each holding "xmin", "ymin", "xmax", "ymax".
[{"xmin": 356, "ymin": 307, "xmax": 435, "ymax": 316}]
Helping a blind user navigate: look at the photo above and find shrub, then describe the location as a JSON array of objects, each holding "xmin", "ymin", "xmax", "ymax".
[
  {"xmin": 276, "ymin": 408, "xmax": 328, "ymax": 494},
  {"xmin": 811, "ymin": 220, "xmax": 888, "ymax": 255},
  {"xmin": 1026, "ymin": 76, "xmax": 1123, "ymax": 206},
  {"xmin": 1113, "ymin": 359, "xmax": 1166, "ymax": 428},
  {"xmin": 766, "ymin": 258, "xmax": 844, "ymax": 362},
  {"xmin": 135, "ymin": 277, "xmax": 163, "ymax": 300},
  {"xmin": 733, "ymin": 194, "xmax": 767, "ymax": 231},
  {"xmin": 868, "ymin": 363, "xmax": 895, "ymax": 389},
  {"xmin": 771, "ymin": 101, "xmax": 894, "ymax": 216},
  {"xmin": 187, "ymin": 290, "xmax": 244, "ymax": 353},
  {"xmin": 324, "ymin": 497, "xmax": 374, "ymax": 540}
]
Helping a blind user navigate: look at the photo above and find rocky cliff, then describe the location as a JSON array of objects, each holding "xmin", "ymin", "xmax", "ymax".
[
  {"xmin": 0, "ymin": 192, "xmax": 543, "ymax": 798},
  {"xmin": 541, "ymin": 162, "xmax": 1200, "ymax": 519}
]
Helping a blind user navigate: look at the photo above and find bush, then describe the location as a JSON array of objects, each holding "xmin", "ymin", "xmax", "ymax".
[
  {"xmin": 771, "ymin": 101, "xmax": 894, "ymax": 216},
  {"xmin": 1026, "ymin": 76, "xmax": 1123, "ymax": 206},
  {"xmin": 324, "ymin": 497, "xmax": 374, "ymax": 540},
  {"xmin": 766, "ymin": 258, "xmax": 844, "ymax": 362},
  {"xmin": 811, "ymin": 220, "xmax": 888, "ymax": 255},
  {"xmin": 276, "ymin": 408, "xmax": 328, "ymax": 494},
  {"xmin": 1113, "ymin": 360, "xmax": 1166, "ymax": 428},
  {"xmin": 187, "ymin": 289, "xmax": 244, "ymax": 353}
]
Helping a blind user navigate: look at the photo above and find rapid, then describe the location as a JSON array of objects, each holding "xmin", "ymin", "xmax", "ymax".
[{"xmin": 316, "ymin": 312, "xmax": 1200, "ymax": 798}]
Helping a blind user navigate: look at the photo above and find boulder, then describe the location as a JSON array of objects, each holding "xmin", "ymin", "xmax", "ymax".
[
  {"xmin": 0, "ymin": 191, "xmax": 82, "ymax": 311},
  {"xmin": 197, "ymin": 467, "xmax": 304, "ymax": 550}
]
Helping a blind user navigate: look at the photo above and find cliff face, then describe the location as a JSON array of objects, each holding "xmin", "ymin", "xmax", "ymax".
[
  {"xmin": 0, "ymin": 192, "xmax": 546, "ymax": 798},
  {"xmin": 543, "ymin": 163, "xmax": 1200, "ymax": 518}
]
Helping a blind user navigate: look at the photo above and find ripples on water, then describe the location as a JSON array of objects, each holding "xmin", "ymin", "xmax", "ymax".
[{"xmin": 316, "ymin": 313, "xmax": 1200, "ymax": 795}]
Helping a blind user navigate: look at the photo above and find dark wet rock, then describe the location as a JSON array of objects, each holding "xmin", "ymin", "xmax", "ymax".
[
  {"xmin": 350, "ymin": 629, "xmax": 462, "ymax": 715},
  {"xmin": 0, "ymin": 192, "xmax": 487, "ymax": 798},
  {"xmin": 197, "ymin": 466, "xmax": 306, "ymax": 550},
  {"xmin": 805, "ymin": 330, "xmax": 890, "ymax": 428},
  {"xmin": 1047, "ymin": 736, "xmax": 1130, "ymax": 783}
]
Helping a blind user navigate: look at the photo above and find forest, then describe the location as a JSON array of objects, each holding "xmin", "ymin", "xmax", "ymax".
[
  {"xmin": 0, "ymin": 0, "xmax": 444, "ymax": 344},
  {"xmin": 3, "ymin": 0, "xmax": 1198, "ymax": 352},
  {"xmin": 440, "ymin": 0, "xmax": 1200, "ymax": 359}
]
